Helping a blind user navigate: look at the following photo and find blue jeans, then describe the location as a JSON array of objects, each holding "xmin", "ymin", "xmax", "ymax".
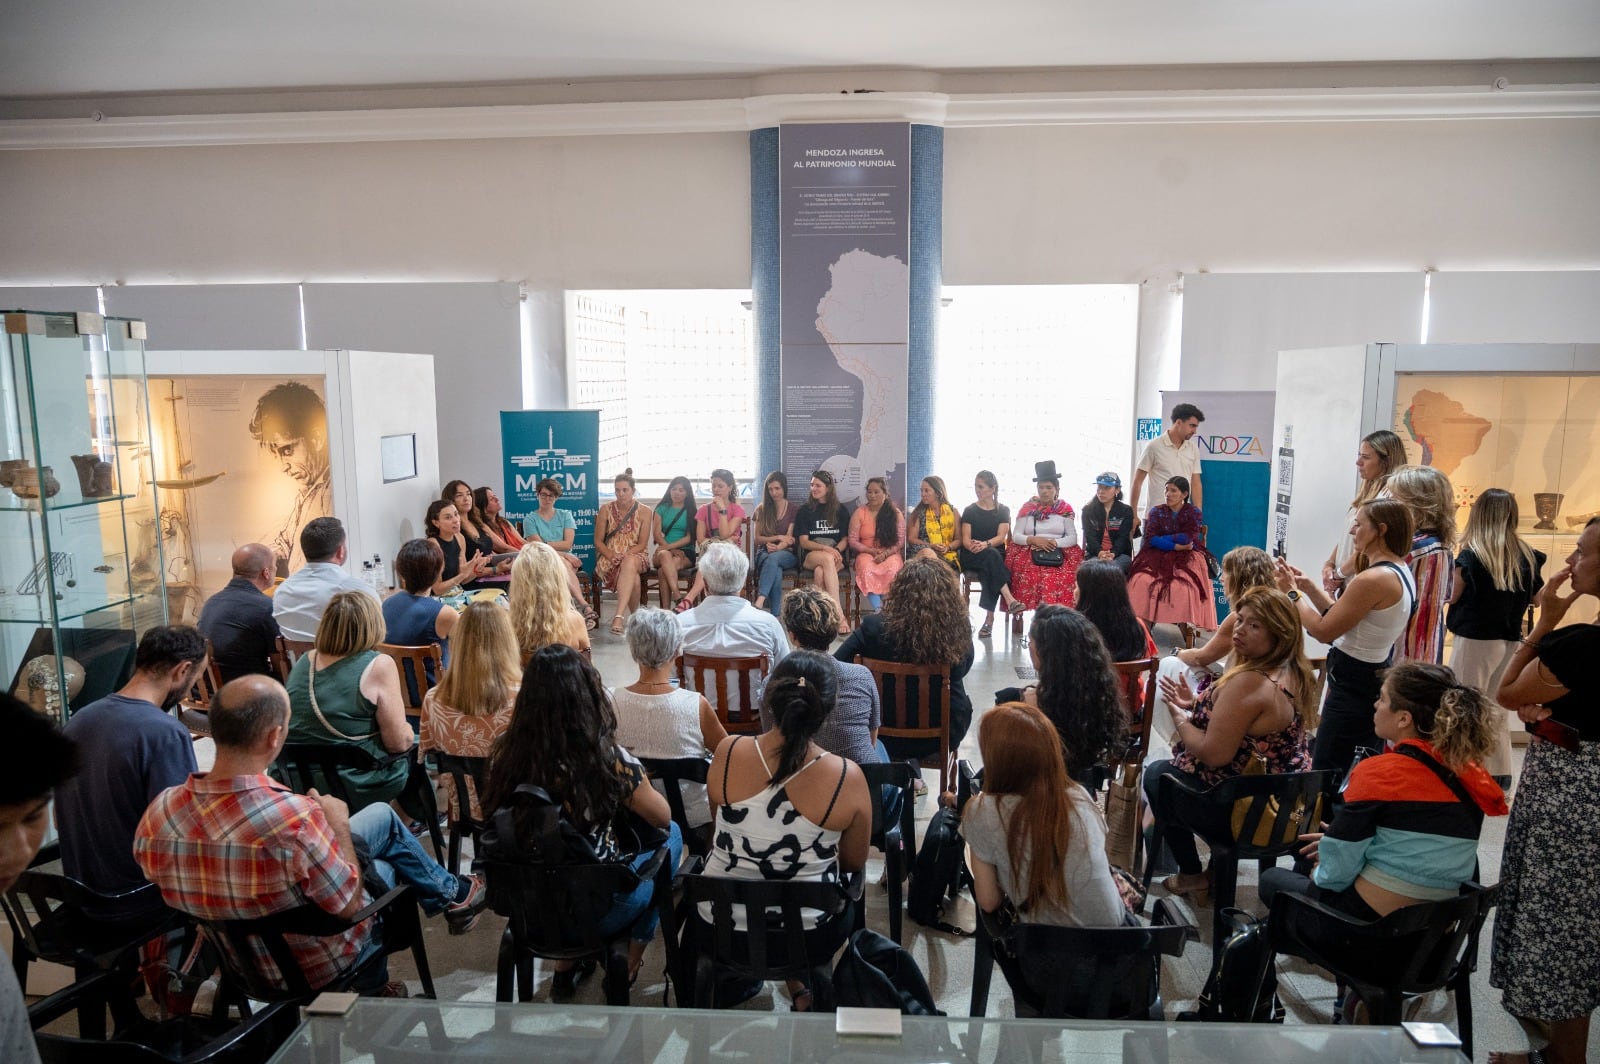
[
  {"xmin": 349, "ymin": 803, "xmax": 462, "ymax": 917},
  {"xmin": 755, "ymin": 549, "xmax": 798, "ymax": 615},
  {"xmin": 597, "ymin": 822, "xmax": 683, "ymax": 944}
]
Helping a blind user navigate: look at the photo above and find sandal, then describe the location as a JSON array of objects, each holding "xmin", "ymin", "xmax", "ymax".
[
  {"xmin": 582, "ymin": 607, "xmax": 600, "ymax": 631},
  {"xmin": 673, "ymin": 596, "xmax": 693, "ymax": 614},
  {"xmin": 609, "ymin": 615, "xmax": 626, "ymax": 635},
  {"xmin": 1160, "ymin": 873, "xmax": 1210, "ymax": 898},
  {"xmin": 1007, "ymin": 600, "xmax": 1026, "ymax": 616},
  {"xmin": 977, "ymin": 620, "xmax": 993, "ymax": 638},
  {"xmin": 790, "ymin": 986, "xmax": 813, "ymax": 1012}
]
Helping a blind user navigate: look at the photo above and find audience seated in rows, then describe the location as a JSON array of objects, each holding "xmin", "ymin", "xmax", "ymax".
[
  {"xmin": 196, "ymin": 542, "xmax": 283, "ymax": 683},
  {"xmin": 678, "ymin": 541, "xmax": 789, "ymax": 712},
  {"xmin": 849, "ymin": 476, "xmax": 905, "ymax": 613},
  {"xmin": 509, "ymin": 541, "xmax": 590, "ymax": 663},
  {"xmin": 56, "ymin": 626, "xmax": 205, "ymax": 920},
  {"xmin": 285, "ymin": 591, "xmax": 412, "ymax": 813},
  {"xmin": 382, "ymin": 538, "xmax": 459, "ymax": 698},
  {"xmin": 612, "ymin": 608, "xmax": 726, "ymax": 835},
  {"xmin": 273, "ymin": 517, "xmax": 377, "ymax": 643},
  {"xmin": 751, "ymin": 471, "xmax": 799, "ymax": 617},
  {"xmin": 418, "ymin": 602, "xmax": 521, "ymax": 823},
  {"xmin": 483, "ymin": 646, "xmax": 682, "ymax": 994},
  {"xmin": 135, "ymin": 676, "xmax": 486, "ymax": 997},
  {"xmin": 1017, "ymin": 606, "xmax": 1127, "ymax": 783}
]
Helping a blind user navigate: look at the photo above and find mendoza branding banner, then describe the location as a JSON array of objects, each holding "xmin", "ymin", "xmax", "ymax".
[
  {"xmin": 780, "ymin": 122, "xmax": 911, "ymax": 508},
  {"xmin": 500, "ymin": 410, "xmax": 599, "ymax": 573}
]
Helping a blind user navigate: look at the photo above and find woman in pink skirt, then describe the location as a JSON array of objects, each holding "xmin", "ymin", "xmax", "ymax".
[
  {"xmin": 849, "ymin": 476, "xmax": 905, "ymax": 611},
  {"xmin": 1127, "ymin": 475, "xmax": 1218, "ymax": 632}
]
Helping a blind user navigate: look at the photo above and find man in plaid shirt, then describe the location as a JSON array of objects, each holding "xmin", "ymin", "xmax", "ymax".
[{"xmin": 135, "ymin": 675, "xmax": 485, "ymax": 995}]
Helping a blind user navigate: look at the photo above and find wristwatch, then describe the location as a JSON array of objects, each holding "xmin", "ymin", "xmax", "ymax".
[{"xmin": 1287, "ymin": 589, "xmax": 1302, "ymax": 603}]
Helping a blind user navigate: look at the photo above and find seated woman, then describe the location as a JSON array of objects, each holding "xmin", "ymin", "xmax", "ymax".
[
  {"xmin": 653, "ymin": 476, "xmax": 698, "ymax": 612},
  {"xmin": 418, "ymin": 602, "xmax": 520, "ymax": 823},
  {"xmin": 381, "ymin": 538, "xmax": 460, "ymax": 703},
  {"xmin": 779, "ymin": 585, "xmax": 883, "ymax": 767},
  {"xmin": 793, "ymin": 470, "xmax": 853, "ymax": 635},
  {"xmin": 509, "ymin": 542, "xmax": 590, "ymax": 664},
  {"xmin": 1144, "ymin": 586, "xmax": 1315, "ymax": 897},
  {"xmin": 286, "ymin": 590, "xmax": 413, "ymax": 812},
  {"xmin": 849, "ymin": 476, "xmax": 906, "ymax": 612},
  {"xmin": 425, "ymin": 499, "xmax": 494, "ymax": 594},
  {"xmin": 699, "ymin": 650, "xmax": 872, "ymax": 1012},
  {"xmin": 1081, "ymin": 472, "xmax": 1137, "ymax": 574},
  {"xmin": 1126, "ymin": 475, "xmax": 1218, "ymax": 636},
  {"xmin": 523, "ymin": 477, "xmax": 598, "ymax": 630},
  {"xmin": 1074, "ymin": 559, "xmax": 1157, "ymax": 663},
  {"xmin": 676, "ymin": 468, "xmax": 747, "ymax": 612},
  {"xmin": 960, "ymin": 469, "xmax": 1022, "ymax": 638},
  {"xmin": 595, "ymin": 469, "xmax": 653, "ymax": 634},
  {"xmin": 483, "ymin": 645, "xmax": 683, "ymax": 995},
  {"xmin": 907, "ymin": 475, "xmax": 959, "ymax": 569},
  {"xmin": 444, "ymin": 480, "xmax": 515, "ymax": 566},
  {"xmin": 1005, "ymin": 460, "xmax": 1085, "ymax": 616},
  {"xmin": 474, "ymin": 484, "xmax": 525, "ymax": 551},
  {"xmin": 836, "ymin": 556, "xmax": 974, "ymax": 796},
  {"xmin": 1017, "ymin": 605, "xmax": 1127, "ymax": 783},
  {"xmin": 751, "ymin": 471, "xmax": 799, "ymax": 616},
  {"xmin": 612, "ymin": 607, "xmax": 727, "ymax": 848},
  {"xmin": 1259, "ymin": 661, "xmax": 1506, "ymax": 926}
]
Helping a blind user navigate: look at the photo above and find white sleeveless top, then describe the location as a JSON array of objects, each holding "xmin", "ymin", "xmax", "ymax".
[
  {"xmin": 1334, "ymin": 561, "xmax": 1417, "ymax": 663},
  {"xmin": 611, "ymin": 685, "xmax": 712, "ymax": 827}
]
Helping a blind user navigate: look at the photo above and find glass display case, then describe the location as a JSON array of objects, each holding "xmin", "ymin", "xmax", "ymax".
[{"xmin": 1, "ymin": 310, "xmax": 167, "ymax": 725}]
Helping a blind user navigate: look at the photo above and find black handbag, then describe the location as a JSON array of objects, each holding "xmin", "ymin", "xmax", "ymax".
[
  {"xmin": 1031, "ymin": 547, "xmax": 1064, "ymax": 567},
  {"xmin": 832, "ymin": 928, "xmax": 944, "ymax": 1015}
]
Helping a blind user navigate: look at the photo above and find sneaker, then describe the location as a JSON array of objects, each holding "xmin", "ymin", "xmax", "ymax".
[
  {"xmin": 377, "ymin": 980, "xmax": 410, "ymax": 998},
  {"xmin": 445, "ymin": 874, "xmax": 488, "ymax": 935}
]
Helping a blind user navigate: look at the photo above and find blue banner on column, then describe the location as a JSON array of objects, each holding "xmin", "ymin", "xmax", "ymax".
[{"xmin": 500, "ymin": 410, "xmax": 600, "ymax": 574}]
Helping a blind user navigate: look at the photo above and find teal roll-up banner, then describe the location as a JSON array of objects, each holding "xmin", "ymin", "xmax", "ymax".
[{"xmin": 500, "ymin": 410, "xmax": 600, "ymax": 573}]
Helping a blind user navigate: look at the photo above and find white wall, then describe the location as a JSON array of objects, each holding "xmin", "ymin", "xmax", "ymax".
[{"xmin": 338, "ymin": 350, "xmax": 440, "ymax": 575}]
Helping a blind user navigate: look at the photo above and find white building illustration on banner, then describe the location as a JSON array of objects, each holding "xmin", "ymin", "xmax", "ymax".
[{"xmin": 510, "ymin": 427, "xmax": 593, "ymax": 491}]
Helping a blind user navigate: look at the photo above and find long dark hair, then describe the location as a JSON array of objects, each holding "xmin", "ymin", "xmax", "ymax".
[
  {"xmin": 1073, "ymin": 559, "xmax": 1148, "ymax": 662},
  {"xmin": 761, "ymin": 650, "xmax": 838, "ymax": 780},
  {"xmin": 484, "ymin": 645, "xmax": 625, "ymax": 831},
  {"xmin": 808, "ymin": 469, "xmax": 841, "ymax": 524},
  {"xmin": 1029, "ymin": 606, "xmax": 1126, "ymax": 778},
  {"xmin": 909, "ymin": 475, "xmax": 949, "ymax": 533},
  {"xmin": 658, "ymin": 476, "xmax": 696, "ymax": 533},
  {"xmin": 424, "ymin": 498, "xmax": 454, "ymax": 539},
  {"xmin": 756, "ymin": 471, "xmax": 789, "ymax": 536},
  {"xmin": 866, "ymin": 476, "xmax": 900, "ymax": 548}
]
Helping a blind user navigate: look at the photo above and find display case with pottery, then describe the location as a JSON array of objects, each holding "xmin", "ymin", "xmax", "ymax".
[{"xmin": 1, "ymin": 310, "xmax": 167, "ymax": 725}]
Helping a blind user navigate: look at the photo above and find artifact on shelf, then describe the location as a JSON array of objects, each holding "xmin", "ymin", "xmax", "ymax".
[
  {"xmin": 16, "ymin": 552, "xmax": 75, "ymax": 595},
  {"xmin": 16, "ymin": 655, "xmax": 86, "ymax": 725},
  {"xmin": 0, "ymin": 458, "xmax": 29, "ymax": 487},
  {"xmin": 1567, "ymin": 510, "xmax": 1599, "ymax": 529},
  {"xmin": 11, "ymin": 465, "xmax": 60, "ymax": 499},
  {"xmin": 71, "ymin": 453, "xmax": 117, "ymax": 497},
  {"xmin": 1532, "ymin": 492, "xmax": 1565, "ymax": 531}
]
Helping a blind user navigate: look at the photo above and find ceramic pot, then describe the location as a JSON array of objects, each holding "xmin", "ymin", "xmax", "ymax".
[
  {"xmin": 13, "ymin": 466, "xmax": 60, "ymax": 499},
  {"xmin": 0, "ymin": 459, "xmax": 28, "ymax": 488}
]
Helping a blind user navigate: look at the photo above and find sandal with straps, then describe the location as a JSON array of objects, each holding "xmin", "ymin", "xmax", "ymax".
[{"xmin": 977, "ymin": 619, "xmax": 993, "ymax": 638}]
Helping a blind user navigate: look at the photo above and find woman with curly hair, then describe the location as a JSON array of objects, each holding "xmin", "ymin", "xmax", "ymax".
[
  {"xmin": 484, "ymin": 645, "xmax": 681, "ymax": 997},
  {"xmin": 509, "ymin": 542, "xmax": 590, "ymax": 664},
  {"xmin": 1322, "ymin": 430, "xmax": 1404, "ymax": 595},
  {"xmin": 1385, "ymin": 464, "xmax": 1458, "ymax": 666},
  {"xmin": 1022, "ymin": 605, "xmax": 1128, "ymax": 783},
  {"xmin": 836, "ymin": 556, "xmax": 973, "ymax": 795}
]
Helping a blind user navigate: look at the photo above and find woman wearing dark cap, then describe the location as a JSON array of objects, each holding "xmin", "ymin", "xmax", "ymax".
[
  {"xmin": 1081, "ymin": 472, "xmax": 1136, "ymax": 574},
  {"xmin": 1004, "ymin": 460, "xmax": 1085, "ymax": 617}
]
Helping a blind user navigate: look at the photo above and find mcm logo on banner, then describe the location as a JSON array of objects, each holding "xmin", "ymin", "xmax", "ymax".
[{"xmin": 510, "ymin": 427, "xmax": 592, "ymax": 493}]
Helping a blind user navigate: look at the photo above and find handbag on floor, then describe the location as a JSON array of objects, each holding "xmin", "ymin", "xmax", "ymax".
[
  {"xmin": 833, "ymin": 928, "xmax": 944, "ymax": 1015},
  {"xmin": 907, "ymin": 806, "xmax": 969, "ymax": 935},
  {"xmin": 1193, "ymin": 907, "xmax": 1281, "ymax": 1022}
]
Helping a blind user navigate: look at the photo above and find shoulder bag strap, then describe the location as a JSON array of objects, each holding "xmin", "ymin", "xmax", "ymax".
[
  {"xmin": 307, "ymin": 654, "xmax": 377, "ymax": 742},
  {"xmin": 1391, "ymin": 743, "xmax": 1477, "ymax": 807}
]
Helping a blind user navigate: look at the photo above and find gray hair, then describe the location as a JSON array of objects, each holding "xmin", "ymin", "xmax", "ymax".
[
  {"xmin": 698, "ymin": 540, "xmax": 749, "ymax": 596},
  {"xmin": 625, "ymin": 607, "xmax": 682, "ymax": 669}
]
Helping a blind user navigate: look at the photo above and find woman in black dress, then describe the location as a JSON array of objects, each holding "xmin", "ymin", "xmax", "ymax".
[{"xmin": 959, "ymin": 469, "xmax": 1021, "ymax": 638}]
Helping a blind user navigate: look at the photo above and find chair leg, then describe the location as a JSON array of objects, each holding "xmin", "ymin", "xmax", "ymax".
[
  {"xmin": 446, "ymin": 827, "xmax": 461, "ymax": 877},
  {"xmin": 1209, "ymin": 856, "xmax": 1240, "ymax": 969},
  {"xmin": 1454, "ymin": 968, "xmax": 1474, "ymax": 1060},
  {"xmin": 694, "ymin": 955, "xmax": 717, "ymax": 1009},
  {"xmin": 970, "ymin": 930, "xmax": 994, "ymax": 1017},
  {"xmin": 603, "ymin": 944, "xmax": 632, "ymax": 1006},
  {"xmin": 495, "ymin": 929, "xmax": 514, "ymax": 1003},
  {"xmin": 411, "ymin": 934, "xmax": 436, "ymax": 999},
  {"xmin": 516, "ymin": 953, "xmax": 535, "ymax": 1003},
  {"xmin": 887, "ymin": 845, "xmax": 903, "ymax": 945}
]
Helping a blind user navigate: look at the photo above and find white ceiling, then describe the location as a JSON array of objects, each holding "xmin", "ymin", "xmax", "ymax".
[{"xmin": 3, "ymin": 0, "xmax": 1598, "ymax": 99}]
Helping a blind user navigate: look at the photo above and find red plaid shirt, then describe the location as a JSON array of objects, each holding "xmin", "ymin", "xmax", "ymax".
[{"xmin": 134, "ymin": 772, "xmax": 370, "ymax": 992}]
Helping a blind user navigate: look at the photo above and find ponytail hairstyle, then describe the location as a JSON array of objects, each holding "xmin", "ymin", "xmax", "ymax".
[
  {"xmin": 760, "ymin": 650, "xmax": 838, "ymax": 780},
  {"xmin": 866, "ymin": 476, "xmax": 899, "ymax": 548},
  {"xmin": 1352, "ymin": 429, "xmax": 1405, "ymax": 508},
  {"xmin": 613, "ymin": 468, "xmax": 636, "ymax": 492},
  {"xmin": 971, "ymin": 701, "xmax": 1078, "ymax": 915},
  {"xmin": 1461, "ymin": 488, "xmax": 1538, "ymax": 592},
  {"xmin": 755, "ymin": 471, "xmax": 789, "ymax": 537},
  {"xmin": 1381, "ymin": 661, "xmax": 1497, "ymax": 772}
]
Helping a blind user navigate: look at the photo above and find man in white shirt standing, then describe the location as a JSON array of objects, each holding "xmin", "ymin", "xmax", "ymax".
[
  {"xmin": 677, "ymin": 541, "xmax": 789, "ymax": 714},
  {"xmin": 1128, "ymin": 403, "xmax": 1205, "ymax": 535},
  {"xmin": 271, "ymin": 517, "xmax": 379, "ymax": 642}
]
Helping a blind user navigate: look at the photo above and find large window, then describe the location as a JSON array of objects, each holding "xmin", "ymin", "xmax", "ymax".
[
  {"xmin": 933, "ymin": 285, "xmax": 1139, "ymax": 514},
  {"xmin": 568, "ymin": 290, "xmax": 755, "ymax": 497}
]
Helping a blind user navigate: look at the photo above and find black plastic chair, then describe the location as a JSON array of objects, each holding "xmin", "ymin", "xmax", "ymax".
[
  {"xmin": 486, "ymin": 842, "xmax": 677, "ymax": 1005},
  {"xmin": 2, "ymin": 868, "xmax": 186, "ymax": 1036},
  {"xmin": 29, "ymin": 969, "xmax": 300, "ymax": 1064},
  {"xmin": 1143, "ymin": 768, "xmax": 1338, "ymax": 964},
  {"xmin": 1269, "ymin": 881, "xmax": 1500, "ymax": 1059},
  {"xmin": 433, "ymin": 753, "xmax": 490, "ymax": 875},
  {"xmin": 636, "ymin": 756, "xmax": 713, "ymax": 857},
  {"xmin": 857, "ymin": 761, "xmax": 917, "ymax": 944},
  {"xmin": 273, "ymin": 742, "xmax": 445, "ymax": 861},
  {"xmin": 971, "ymin": 897, "xmax": 1196, "ymax": 1019},
  {"xmin": 196, "ymin": 883, "xmax": 435, "ymax": 1006},
  {"xmin": 678, "ymin": 872, "xmax": 862, "ymax": 1011}
]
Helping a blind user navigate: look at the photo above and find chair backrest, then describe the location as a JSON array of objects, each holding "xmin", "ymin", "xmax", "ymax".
[
  {"xmin": 1207, "ymin": 770, "xmax": 1339, "ymax": 858},
  {"xmin": 636, "ymin": 756, "xmax": 712, "ymax": 853},
  {"xmin": 1110, "ymin": 657, "xmax": 1159, "ymax": 764},
  {"xmin": 858, "ymin": 656, "xmax": 953, "ymax": 789},
  {"xmin": 858, "ymin": 761, "xmax": 917, "ymax": 850},
  {"xmin": 680, "ymin": 873, "xmax": 853, "ymax": 982},
  {"xmin": 272, "ymin": 743, "xmax": 396, "ymax": 802},
  {"xmin": 677, "ymin": 653, "xmax": 767, "ymax": 734},
  {"xmin": 1307, "ymin": 656, "xmax": 1328, "ymax": 711},
  {"xmin": 277, "ymin": 637, "xmax": 314, "ymax": 669},
  {"xmin": 187, "ymin": 641, "xmax": 221, "ymax": 708},
  {"xmin": 31, "ymin": 980, "xmax": 300, "ymax": 1064},
  {"xmin": 3, "ymin": 870, "xmax": 171, "ymax": 968},
  {"xmin": 433, "ymin": 752, "xmax": 491, "ymax": 829},
  {"xmin": 376, "ymin": 641, "xmax": 444, "ymax": 712},
  {"xmin": 483, "ymin": 856, "xmax": 650, "ymax": 960}
]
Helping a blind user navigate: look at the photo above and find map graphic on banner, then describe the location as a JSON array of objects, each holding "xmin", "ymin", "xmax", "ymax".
[{"xmin": 779, "ymin": 122, "xmax": 911, "ymax": 506}]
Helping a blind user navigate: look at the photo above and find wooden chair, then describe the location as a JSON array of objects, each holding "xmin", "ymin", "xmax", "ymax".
[
  {"xmin": 275, "ymin": 636, "xmax": 314, "ymax": 669},
  {"xmin": 677, "ymin": 653, "xmax": 768, "ymax": 735},
  {"xmin": 856, "ymin": 656, "xmax": 955, "ymax": 793},
  {"xmin": 184, "ymin": 641, "xmax": 220, "ymax": 709},
  {"xmin": 376, "ymin": 642, "xmax": 444, "ymax": 715},
  {"xmin": 1111, "ymin": 657, "xmax": 1159, "ymax": 766}
]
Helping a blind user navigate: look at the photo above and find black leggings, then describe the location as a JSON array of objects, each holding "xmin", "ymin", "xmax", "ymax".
[
  {"xmin": 1312, "ymin": 647, "xmax": 1385, "ymax": 779},
  {"xmin": 959, "ymin": 547, "xmax": 1011, "ymax": 612}
]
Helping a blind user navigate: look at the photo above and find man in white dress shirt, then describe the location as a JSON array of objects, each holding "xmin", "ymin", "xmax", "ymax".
[
  {"xmin": 1128, "ymin": 402, "xmax": 1205, "ymax": 534},
  {"xmin": 271, "ymin": 517, "xmax": 378, "ymax": 642},
  {"xmin": 676, "ymin": 542, "xmax": 789, "ymax": 714}
]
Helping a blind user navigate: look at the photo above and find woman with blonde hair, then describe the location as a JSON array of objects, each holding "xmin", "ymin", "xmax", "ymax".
[
  {"xmin": 419, "ymin": 603, "xmax": 521, "ymax": 822},
  {"xmin": 1145, "ymin": 586, "xmax": 1316, "ymax": 896},
  {"xmin": 1322, "ymin": 429, "xmax": 1404, "ymax": 594},
  {"xmin": 1385, "ymin": 464, "xmax": 1457, "ymax": 665},
  {"xmin": 1447, "ymin": 488, "xmax": 1545, "ymax": 782},
  {"xmin": 509, "ymin": 541, "xmax": 590, "ymax": 663}
]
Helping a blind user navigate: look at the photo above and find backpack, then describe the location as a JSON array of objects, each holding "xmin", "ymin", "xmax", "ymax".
[
  {"xmin": 832, "ymin": 928, "xmax": 944, "ymax": 1015},
  {"xmin": 1194, "ymin": 908, "xmax": 1281, "ymax": 1022},
  {"xmin": 906, "ymin": 806, "xmax": 969, "ymax": 935}
]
